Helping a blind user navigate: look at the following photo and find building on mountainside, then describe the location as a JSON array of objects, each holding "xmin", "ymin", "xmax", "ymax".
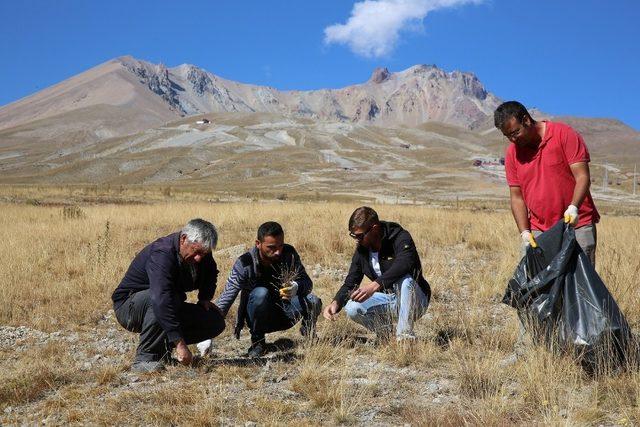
[
  {"xmin": 196, "ymin": 119, "xmax": 210, "ymax": 125},
  {"xmin": 472, "ymin": 157, "xmax": 505, "ymax": 167}
]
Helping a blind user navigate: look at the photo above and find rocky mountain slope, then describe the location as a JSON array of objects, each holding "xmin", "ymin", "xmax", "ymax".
[
  {"xmin": 0, "ymin": 56, "xmax": 638, "ymax": 199},
  {"xmin": 0, "ymin": 56, "xmax": 501, "ymax": 139},
  {"xmin": 0, "ymin": 112, "xmax": 506, "ymax": 201}
]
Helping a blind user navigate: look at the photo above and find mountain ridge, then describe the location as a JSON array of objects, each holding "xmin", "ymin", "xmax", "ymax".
[{"xmin": 0, "ymin": 55, "xmax": 501, "ymax": 136}]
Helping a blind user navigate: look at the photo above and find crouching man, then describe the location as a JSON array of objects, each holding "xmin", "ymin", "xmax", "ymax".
[
  {"xmin": 111, "ymin": 219, "xmax": 225, "ymax": 373},
  {"xmin": 323, "ymin": 207, "xmax": 431, "ymax": 341},
  {"xmin": 210, "ymin": 221, "xmax": 321, "ymax": 357}
]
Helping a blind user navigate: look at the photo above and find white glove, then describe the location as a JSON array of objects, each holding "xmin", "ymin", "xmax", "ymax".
[
  {"xmin": 196, "ymin": 339, "xmax": 212, "ymax": 357},
  {"xmin": 279, "ymin": 281, "xmax": 299, "ymax": 300},
  {"xmin": 564, "ymin": 205, "xmax": 579, "ymax": 226},
  {"xmin": 521, "ymin": 230, "xmax": 538, "ymax": 248}
]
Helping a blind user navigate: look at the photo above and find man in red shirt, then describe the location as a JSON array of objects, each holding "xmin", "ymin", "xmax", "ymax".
[{"xmin": 494, "ymin": 101, "xmax": 599, "ymax": 265}]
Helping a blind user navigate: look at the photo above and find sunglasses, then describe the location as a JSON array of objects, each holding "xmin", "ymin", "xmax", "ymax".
[{"xmin": 349, "ymin": 224, "xmax": 376, "ymax": 241}]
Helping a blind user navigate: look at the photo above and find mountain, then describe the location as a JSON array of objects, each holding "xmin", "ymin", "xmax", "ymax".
[
  {"xmin": 0, "ymin": 56, "xmax": 501, "ymax": 139},
  {"xmin": 0, "ymin": 58, "xmax": 177, "ymax": 140},
  {"xmin": 0, "ymin": 111, "xmax": 507, "ymax": 202},
  {"xmin": 0, "ymin": 56, "xmax": 638, "ymax": 201},
  {"xmin": 553, "ymin": 117, "xmax": 640, "ymax": 165}
]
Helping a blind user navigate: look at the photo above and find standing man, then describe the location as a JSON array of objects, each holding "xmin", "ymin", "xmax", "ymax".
[
  {"xmin": 323, "ymin": 207, "xmax": 431, "ymax": 341},
  {"xmin": 111, "ymin": 219, "xmax": 225, "ymax": 373},
  {"xmin": 495, "ymin": 101, "xmax": 600, "ymax": 264},
  {"xmin": 211, "ymin": 221, "xmax": 321, "ymax": 357}
]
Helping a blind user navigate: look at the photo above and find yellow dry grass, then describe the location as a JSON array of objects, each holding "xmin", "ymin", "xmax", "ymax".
[{"xmin": 1, "ymin": 192, "xmax": 639, "ymax": 425}]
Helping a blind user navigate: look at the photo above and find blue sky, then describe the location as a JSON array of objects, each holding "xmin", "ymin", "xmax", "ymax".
[{"xmin": 1, "ymin": 0, "xmax": 639, "ymax": 129}]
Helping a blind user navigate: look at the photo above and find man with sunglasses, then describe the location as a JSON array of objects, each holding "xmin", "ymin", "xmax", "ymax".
[
  {"xmin": 494, "ymin": 101, "xmax": 599, "ymax": 265},
  {"xmin": 322, "ymin": 206, "xmax": 431, "ymax": 341}
]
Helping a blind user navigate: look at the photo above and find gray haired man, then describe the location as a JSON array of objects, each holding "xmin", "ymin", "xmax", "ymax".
[{"xmin": 111, "ymin": 219, "xmax": 225, "ymax": 372}]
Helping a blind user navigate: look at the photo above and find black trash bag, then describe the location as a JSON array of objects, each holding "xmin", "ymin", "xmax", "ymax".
[{"xmin": 502, "ymin": 220, "xmax": 632, "ymax": 372}]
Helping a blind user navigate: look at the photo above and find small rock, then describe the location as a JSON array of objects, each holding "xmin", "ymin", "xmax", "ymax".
[
  {"xmin": 360, "ymin": 409, "xmax": 378, "ymax": 422},
  {"xmin": 281, "ymin": 389, "xmax": 298, "ymax": 398},
  {"xmin": 426, "ymin": 382, "xmax": 439, "ymax": 394},
  {"xmin": 499, "ymin": 354, "xmax": 518, "ymax": 368}
]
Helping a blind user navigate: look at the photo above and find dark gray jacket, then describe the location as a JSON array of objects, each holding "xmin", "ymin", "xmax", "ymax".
[
  {"xmin": 111, "ymin": 232, "xmax": 218, "ymax": 343},
  {"xmin": 333, "ymin": 221, "xmax": 431, "ymax": 308},
  {"xmin": 215, "ymin": 244, "xmax": 312, "ymax": 338}
]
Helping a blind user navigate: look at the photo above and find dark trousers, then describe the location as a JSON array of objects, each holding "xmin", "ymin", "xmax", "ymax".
[
  {"xmin": 114, "ymin": 289, "xmax": 225, "ymax": 362},
  {"xmin": 246, "ymin": 286, "xmax": 322, "ymax": 343}
]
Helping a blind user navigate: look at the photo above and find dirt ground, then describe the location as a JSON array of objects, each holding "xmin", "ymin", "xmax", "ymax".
[{"xmin": 1, "ymin": 197, "xmax": 640, "ymax": 425}]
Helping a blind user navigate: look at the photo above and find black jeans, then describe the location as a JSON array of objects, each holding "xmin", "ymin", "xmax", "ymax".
[
  {"xmin": 114, "ymin": 289, "xmax": 225, "ymax": 362},
  {"xmin": 246, "ymin": 286, "xmax": 322, "ymax": 343}
]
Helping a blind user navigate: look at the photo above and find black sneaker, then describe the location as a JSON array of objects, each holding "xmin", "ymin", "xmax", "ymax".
[
  {"xmin": 247, "ymin": 340, "xmax": 267, "ymax": 358},
  {"xmin": 131, "ymin": 360, "xmax": 165, "ymax": 373},
  {"xmin": 160, "ymin": 353, "xmax": 179, "ymax": 366}
]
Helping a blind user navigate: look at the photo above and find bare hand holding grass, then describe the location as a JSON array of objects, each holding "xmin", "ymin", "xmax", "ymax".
[{"xmin": 323, "ymin": 301, "xmax": 341, "ymax": 321}]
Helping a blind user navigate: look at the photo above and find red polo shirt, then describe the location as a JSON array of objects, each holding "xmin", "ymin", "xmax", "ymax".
[{"xmin": 505, "ymin": 121, "xmax": 600, "ymax": 231}]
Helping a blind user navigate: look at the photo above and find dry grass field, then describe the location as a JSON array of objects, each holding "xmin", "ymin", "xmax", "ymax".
[{"xmin": 1, "ymin": 191, "xmax": 640, "ymax": 425}]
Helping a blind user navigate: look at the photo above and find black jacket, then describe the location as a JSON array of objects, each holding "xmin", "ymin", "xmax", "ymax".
[
  {"xmin": 111, "ymin": 232, "xmax": 218, "ymax": 343},
  {"xmin": 215, "ymin": 244, "xmax": 312, "ymax": 338},
  {"xmin": 333, "ymin": 221, "xmax": 430, "ymax": 308}
]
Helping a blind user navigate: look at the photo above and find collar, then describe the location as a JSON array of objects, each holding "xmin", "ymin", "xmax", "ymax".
[
  {"xmin": 539, "ymin": 120, "xmax": 553, "ymax": 148},
  {"xmin": 514, "ymin": 121, "xmax": 552, "ymax": 155},
  {"xmin": 173, "ymin": 232, "xmax": 183, "ymax": 266},
  {"xmin": 249, "ymin": 246, "xmax": 262, "ymax": 275}
]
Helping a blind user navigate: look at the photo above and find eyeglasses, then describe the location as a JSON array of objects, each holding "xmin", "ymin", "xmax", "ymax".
[
  {"xmin": 349, "ymin": 224, "xmax": 375, "ymax": 240},
  {"xmin": 504, "ymin": 125, "xmax": 524, "ymax": 141}
]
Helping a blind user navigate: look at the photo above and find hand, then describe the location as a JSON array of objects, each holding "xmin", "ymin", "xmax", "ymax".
[
  {"xmin": 564, "ymin": 205, "xmax": 579, "ymax": 226},
  {"xmin": 279, "ymin": 282, "xmax": 299, "ymax": 300},
  {"xmin": 198, "ymin": 300, "xmax": 216, "ymax": 311},
  {"xmin": 175, "ymin": 339, "xmax": 193, "ymax": 366},
  {"xmin": 521, "ymin": 230, "xmax": 537, "ymax": 248},
  {"xmin": 350, "ymin": 282, "xmax": 380, "ymax": 303},
  {"xmin": 323, "ymin": 300, "xmax": 340, "ymax": 321},
  {"xmin": 198, "ymin": 300, "xmax": 223, "ymax": 317}
]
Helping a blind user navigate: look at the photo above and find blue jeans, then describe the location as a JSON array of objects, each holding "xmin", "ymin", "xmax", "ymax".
[
  {"xmin": 343, "ymin": 275, "xmax": 429, "ymax": 338},
  {"xmin": 246, "ymin": 287, "xmax": 322, "ymax": 343}
]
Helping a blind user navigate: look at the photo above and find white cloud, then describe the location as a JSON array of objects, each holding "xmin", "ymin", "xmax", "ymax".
[{"xmin": 324, "ymin": 0, "xmax": 482, "ymax": 58}]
